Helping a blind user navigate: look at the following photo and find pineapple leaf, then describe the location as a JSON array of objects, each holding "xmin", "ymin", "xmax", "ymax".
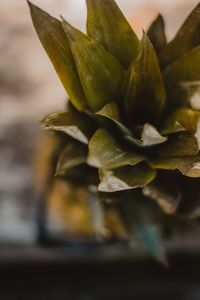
[
  {"xmin": 160, "ymin": 3, "xmax": 200, "ymax": 68},
  {"xmin": 98, "ymin": 164, "xmax": 156, "ymax": 192},
  {"xmin": 147, "ymin": 14, "xmax": 167, "ymax": 55},
  {"xmin": 62, "ymin": 19, "xmax": 125, "ymax": 112},
  {"xmin": 41, "ymin": 110, "xmax": 96, "ymax": 144},
  {"xmin": 143, "ymin": 172, "xmax": 181, "ymax": 215},
  {"xmin": 28, "ymin": 2, "xmax": 87, "ymax": 111},
  {"xmin": 86, "ymin": 0, "xmax": 139, "ymax": 68},
  {"xmin": 87, "ymin": 128, "xmax": 145, "ymax": 169},
  {"xmin": 124, "ymin": 33, "xmax": 166, "ymax": 126},
  {"xmin": 162, "ymin": 108, "xmax": 200, "ymax": 134},
  {"xmin": 157, "ymin": 131, "xmax": 199, "ymax": 157},
  {"xmin": 148, "ymin": 155, "xmax": 200, "ymax": 178},
  {"xmin": 164, "ymin": 46, "xmax": 200, "ymax": 110},
  {"xmin": 56, "ymin": 142, "xmax": 88, "ymax": 176}
]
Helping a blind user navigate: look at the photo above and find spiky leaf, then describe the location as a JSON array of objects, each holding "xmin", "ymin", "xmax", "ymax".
[
  {"xmin": 148, "ymin": 155, "xmax": 200, "ymax": 178},
  {"xmin": 160, "ymin": 3, "xmax": 200, "ymax": 68},
  {"xmin": 164, "ymin": 46, "xmax": 200, "ymax": 110},
  {"xmin": 62, "ymin": 19, "xmax": 125, "ymax": 112},
  {"xmin": 124, "ymin": 33, "xmax": 166, "ymax": 126},
  {"xmin": 41, "ymin": 110, "xmax": 96, "ymax": 144},
  {"xmin": 86, "ymin": 0, "xmax": 139, "ymax": 68},
  {"xmin": 28, "ymin": 2, "xmax": 86, "ymax": 111},
  {"xmin": 98, "ymin": 164, "xmax": 156, "ymax": 192},
  {"xmin": 56, "ymin": 142, "xmax": 88, "ymax": 176},
  {"xmin": 157, "ymin": 131, "xmax": 199, "ymax": 157},
  {"xmin": 147, "ymin": 14, "xmax": 167, "ymax": 55},
  {"xmin": 88, "ymin": 128, "xmax": 145, "ymax": 169}
]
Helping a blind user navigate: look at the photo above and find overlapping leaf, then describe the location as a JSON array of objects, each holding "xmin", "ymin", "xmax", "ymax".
[
  {"xmin": 148, "ymin": 155, "xmax": 200, "ymax": 178},
  {"xmin": 98, "ymin": 164, "xmax": 156, "ymax": 192},
  {"xmin": 147, "ymin": 14, "xmax": 167, "ymax": 55},
  {"xmin": 86, "ymin": 0, "xmax": 139, "ymax": 68},
  {"xmin": 28, "ymin": 2, "xmax": 87, "ymax": 111},
  {"xmin": 124, "ymin": 33, "xmax": 166, "ymax": 126},
  {"xmin": 56, "ymin": 142, "xmax": 88, "ymax": 176},
  {"xmin": 164, "ymin": 46, "xmax": 200, "ymax": 110},
  {"xmin": 160, "ymin": 3, "xmax": 200, "ymax": 68},
  {"xmin": 41, "ymin": 110, "xmax": 96, "ymax": 144},
  {"xmin": 88, "ymin": 128, "xmax": 145, "ymax": 169},
  {"xmin": 62, "ymin": 19, "xmax": 125, "ymax": 112}
]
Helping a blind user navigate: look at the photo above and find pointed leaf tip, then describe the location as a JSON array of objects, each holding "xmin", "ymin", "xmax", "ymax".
[
  {"xmin": 86, "ymin": 0, "xmax": 139, "ymax": 68},
  {"xmin": 62, "ymin": 20, "xmax": 125, "ymax": 112},
  {"xmin": 28, "ymin": 2, "xmax": 87, "ymax": 111}
]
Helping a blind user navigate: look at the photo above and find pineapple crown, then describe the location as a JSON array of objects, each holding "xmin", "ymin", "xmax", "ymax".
[{"xmin": 29, "ymin": 0, "xmax": 200, "ymax": 264}]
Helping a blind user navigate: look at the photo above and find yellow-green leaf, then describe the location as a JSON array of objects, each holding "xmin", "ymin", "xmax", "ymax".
[
  {"xmin": 164, "ymin": 46, "xmax": 200, "ymax": 110},
  {"xmin": 160, "ymin": 3, "xmax": 200, "ymax": 68},
  {"xmin": 98, "ymin": 164, "xmax": 156, "ymax": 192},
  {"xmin": 28, "ymin": 2, "xmax": 86, "ymax": 111},
  {"xmin": 148, "ymin": 155, "xmax": 200, "ymax": 178},
  {"xmin": 86, "ymin": 0, "xmax": 139, "ymax": 68},
  {"xmin": 157, "ymin": 131, "xmax": 199, "ymax": 157},
  {"xmin": 62, "ymin": 19, "xmax": 125, "ymax": 112},
  {"xmin": 124, "ymin": 33, "xmax": 166, "ymax": 126},
  {"xmin": 147, "ymin": 14, "xmax": 167, "ymax": 55},
  {"xmin": 56, "ymin": 142, "xmax": 88, "ymax": 176},
  {"xmin": 88, "ymin": 128, "xmax": 145, "ymax": 169},
  {"xmin": 41, "ymin": 111, "xmax": 96, "ymax": 144}
]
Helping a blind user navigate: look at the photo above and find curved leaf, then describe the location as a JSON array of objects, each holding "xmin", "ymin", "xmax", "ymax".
[
  {"xmin": 157, "ymin": 131, "xmax": 199, "ymax": 157},
  {"xmin": 56, "ymin": 142, "xmax": 88, "ymax": 176},
  {"xmin": 164, "ymin": 46, "xmax": 200, "ymax": 110},
  {"xmin": 88, "ymin": 128, "xmax": 145, "ymax": 169},
  {"xmin": 62, "ymin": 19, "xmax": 125, "ymax": 112},
  {"xmin": 98, "ymin": 164, "xmax": 156, "ymax": 192},
  {"xmin": 41, "ymin": 111, "xmax": 96, "ymax": 144},
  {"xmin": 162, "ymin": 108, "xmax": 200, "ymax": 134},
  {"xmin": 86, "ymin": 0, "xmax": 139, "ymax": 68},
  {"xmin": 160, "ymin": 3, "xmax": 200, "ymax": 68},
  {"xmin": 124, "ymin": 33, "xmax": 166, "ymax": 126},
  {"xmin": 143, "ymin": 172, "xmax": 181, "ymax": 215},
  {"xmin": 147, "ymin": 14, "xmax": 167, "ymax": 55},
  {"xmin": 148, "ymin": 155, "xmax": 200, "ymax": 178},
  {"xmin": 28, "ymin": 2, "xmax": 86, "ymax": 111}
]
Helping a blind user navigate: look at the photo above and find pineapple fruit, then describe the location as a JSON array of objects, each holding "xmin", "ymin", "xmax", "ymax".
[{"xmin": 28, "ymin": 0, "xmax": 200, "ymax": 264}]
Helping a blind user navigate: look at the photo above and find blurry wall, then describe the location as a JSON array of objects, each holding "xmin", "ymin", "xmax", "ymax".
[{"xmin": 0, "ymin": 0, "xmax": 199, "ymax": 245}]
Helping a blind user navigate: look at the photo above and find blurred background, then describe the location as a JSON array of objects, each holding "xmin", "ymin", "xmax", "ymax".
[{"xmin": 0, "ymin": 0, "xmax": 199, "ymax": 247}]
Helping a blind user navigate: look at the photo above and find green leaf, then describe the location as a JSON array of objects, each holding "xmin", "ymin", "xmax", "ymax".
[
  {"xmin": 115, "ymin": 190, "xmax": 167, "ymax": 264},
  {"xmin": 56, "ymin": 142, "xmax": 88, "ymax": 176},
  {"xmin": 164, "ymin": 46, "xmax": 200, "ymax": 110},
  {"xmin": 41, "ymin": 110, "xmax": 96, "ymax": 144},
  {"xmin": 148, "ymin": 155, "xmax": 200, "ymax": 178},
  {"xmin": 143, "ymin": 172, "xmax": 181, "ymax": 215},
  {"xmin": 162, "ymin": 108, "xmax": 200, "ymax": 134},
  {"xmin": 160, "ymin": 3, "xmax": 200, "ymax": 68},
  {"xmin": 157, "ymin": 131, "xmax": 199, "ymax": 157},
  {"xmin": 124, "ymin": 33, "xmax": 166, "ymax": 126},
  {"xmin": 86, "ymin": 0, "xmax": 139, "ymax": 68},
  {"xmin": 181, "ymin": 81, "xmax": 200, "ymax": 110},
  {"xmin": 62, "ymin": 19, "xmax": 125, "ymax": 112},
  {"xmin": 98, "ymin": 164, "xmax": 156, "ymax": 192},
  {"xmin": 88, "ymin": 128, "xmax": 145, "ymax": 169},
  {"xmin": 147, "ymin": 14, "xmax": 167, "ymax": 55},
  {"xmin": 28, "ymin": 2, "xmax": 86, "ymax": 111}
]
